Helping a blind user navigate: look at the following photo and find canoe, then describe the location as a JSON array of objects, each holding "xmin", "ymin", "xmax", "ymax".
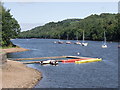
[
  {"xmin": 62, "ymin": 58, "xmax": 94, "ymax": 63},
  {"xmin": 75, "ymin": 58, "xmax": 102, "ymax": 64}
]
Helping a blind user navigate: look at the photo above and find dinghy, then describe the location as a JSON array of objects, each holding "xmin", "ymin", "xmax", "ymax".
[
  {"xmin": 40, "ymin": 60, "xmax": 58, "ymax": 65},
  {"xmin": 40, "ymin": 60, "xmax": 51, "ymax": 65}
]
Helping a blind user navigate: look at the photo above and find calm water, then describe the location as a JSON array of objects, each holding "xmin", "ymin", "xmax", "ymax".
[{"xmin": 8, "ymin": 39, "xmax": 118, "ymax": 88}]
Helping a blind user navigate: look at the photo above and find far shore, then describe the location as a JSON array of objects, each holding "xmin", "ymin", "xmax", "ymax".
[{"xmin": 1, "ymin": 46, "xmax": 42, "ymax": 88}]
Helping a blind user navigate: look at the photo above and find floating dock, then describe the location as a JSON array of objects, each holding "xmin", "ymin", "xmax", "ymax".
[
  {"xmin": 23, "ymin": 61, "xmax": 41, "ymax": 64},
  {"xmin": 13, "ymin": 56, "xmax": 67, "ymax": 61},
  {"xmin": 75, "ymin": 58, "xmax": 102, "ymax": 64},
  {"xmin": 13, "ymin": 56, "xmax": 93, "ymax": 61},
  {"xmin": 11, "ymin": 56, "xmax": 102, "ymax": 64},
  {"xmin": 61, "ymin": 58, "xmax": 95, "ymax": 63},
  {"xmin": 66, "ymin": 56, "xmax": 91, "ymax": 59}
]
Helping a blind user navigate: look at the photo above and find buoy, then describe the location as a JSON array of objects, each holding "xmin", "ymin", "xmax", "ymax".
[{"xmin": 77, "ymin": 52, "xmax": 80, "ymax": 55}]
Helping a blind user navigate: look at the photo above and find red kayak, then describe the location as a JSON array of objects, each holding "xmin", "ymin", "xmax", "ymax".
[{"xmin": 62, "ymin": 58, "xmax": 94, "ymax": 63}]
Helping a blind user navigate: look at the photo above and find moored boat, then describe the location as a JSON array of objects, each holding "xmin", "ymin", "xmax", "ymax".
[
  {"xmin": 102, "ymin": 44, "xmax": 107, "ymax": 48},
  {"xmin": 57, "ymin": 35, "xmax": 64, "ymax": 44},
  {"xmin": 40, "ymin": 60, "xmax": 58, "ymax": 65},
  {"xmin": 74, "ymin": 32, "xmax": 81, "ymax": 45},
  {"xmin": 81, "ymin": 43, "xmax": 88, "ymax": 46},
  {"xmin": 102, "ymin": 31, "xmax": 107, "ymax": 48},
  {"xmin": 66, "ymin": 34, "xmax": 71, "ymax": 44},
  {"xmin": 81, "ymin": 30, "xmax": 88, "ymax": 46},
  {"xmin": 66, "ymin": 41, "xmax": 72, "ymax": 44},
  {"xmin": 40, "ymin": 60, "xmax": 51, "ymax": 65},
  {"xmin": 74, "ymin": 41, "xmax": 81, "ymax": 45},
  {"xmin": 50, "ymin": 60, "xmax": 58, "ymax": 65},
  {"xmin": 58, "ymin": 40, "xmax": 64, "ymax": 44}
]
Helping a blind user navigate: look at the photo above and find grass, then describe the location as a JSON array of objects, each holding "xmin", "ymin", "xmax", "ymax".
[
  {"xmin": 1, "ymin": 46, "xmax": 15, "ymax": 49},
  {"xmin": 0, "ymin": 45, "xmax": 18, "ymax": 49}
]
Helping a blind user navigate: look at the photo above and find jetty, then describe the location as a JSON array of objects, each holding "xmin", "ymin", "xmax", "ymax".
[
  {"xmin": 10, "ymin": 56, "xmax": 102, "ymax": 64},
  {"xmin": 12, "ymin": 56, "xmax": 93, "ymax": 61},
  {"xmin": 13, "ymin": 56, "xmax": 67, "ymax": 61}
]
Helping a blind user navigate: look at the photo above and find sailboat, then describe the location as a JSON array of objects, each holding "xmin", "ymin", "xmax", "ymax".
[
  {"xmin": 102, "ymin": 31, "xmax": 107, "ymax": 48},
  {"xmin": 81, "ymin": 30, "xmax": 88, "ymax": 46},
  {"xmin": 53, "ymin": 35, "xmax": 63, "ymax": 44},
  {"xmin": 58, "ymin": 35, "xmax": 64, "ymax": 44},
  {"xmin": 74, "ymin": 32, "xmax": 81, "ymax": 45},
  {"xmin": 66, "ymin": 34, "xmax": 71, "ymax": 44}
]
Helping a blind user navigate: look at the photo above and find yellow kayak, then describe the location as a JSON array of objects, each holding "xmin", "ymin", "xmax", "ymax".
[{"xmin": 75, "ymin": 58, "xmax": 102, "ymax": 64}]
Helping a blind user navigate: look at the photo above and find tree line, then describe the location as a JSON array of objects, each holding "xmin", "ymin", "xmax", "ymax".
[
  {"xmin": 19, "ymin": 13, "xmax": 119, "ymax": 41},
  {"xmin": 0, "ymin": 3, "xmax": 21, "ymax": 47}
]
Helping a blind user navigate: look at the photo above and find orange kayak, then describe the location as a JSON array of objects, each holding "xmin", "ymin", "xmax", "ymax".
[{"xmin": 62, "ymin": 58, "xmax": 94, "ymax": 63}]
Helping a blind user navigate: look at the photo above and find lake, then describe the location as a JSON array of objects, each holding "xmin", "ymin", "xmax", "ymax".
[{"xmin": 8, "ymin": 39, "xmax": 118, "ymax": 88}]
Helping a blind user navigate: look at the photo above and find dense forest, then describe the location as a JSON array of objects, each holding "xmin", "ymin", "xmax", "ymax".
[
  {"xmin": 19, "ymin": 13, "xmax": 119, "ymax": 41},
  {"xmin": 0, "ymin": 3, "xmax": 21, "ymax": 47}
]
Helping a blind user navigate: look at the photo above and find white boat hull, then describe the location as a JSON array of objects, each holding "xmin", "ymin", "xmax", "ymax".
[
  {"xmin": 66, "ymin": 41, "xmax": 71, "ymax": 44},
  {"xmin": 74, "ymin": 42, "xmax": 81, "ymax": 45},
  {"xmin": 81, "ymin": 43, "xmax": 88, "ymax": 46},
  {"xmin": 58, "ymin": 41, "xmax": 64, "ymax": 44},
  {"xmin": 40, "ymin": 60, "xmax": 58, "ymax": 65},
  {"xmin": 102, "ymin": 45, "xmax": 107, "ymax": 48}
]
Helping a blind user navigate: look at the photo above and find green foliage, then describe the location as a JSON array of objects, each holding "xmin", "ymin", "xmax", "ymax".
[
  {"xmin": 19, "ymin": 13, "xmax": 119, "ymax": 41},
  {"xmin": 0, "ymin": 3, "xmax": 21, "ymax": 47}
]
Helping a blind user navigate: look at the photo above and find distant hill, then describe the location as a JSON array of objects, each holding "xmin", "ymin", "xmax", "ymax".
[{"xmin": 18, "ymin": 13, "xmax": 119, "ymax": 41}]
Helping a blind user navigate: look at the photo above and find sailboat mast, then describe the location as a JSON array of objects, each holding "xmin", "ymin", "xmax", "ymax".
[
  {"xmin": 67, "ymin": 34, "xmax": 68, "ymax": 41},
  {"xmin": 104, "ymin": 31, "xmax": 106, "ymax": 44},
  {"xmin": 76, "ymin": 32, "xmax": 78, "ymax": 41},
  {"xmin": 83, "ymin": 30, "xmax": 84, "ymax": 42},
  {"xmin": 59, "ymin": 35, "xmax": 61, "ymax": 42}
]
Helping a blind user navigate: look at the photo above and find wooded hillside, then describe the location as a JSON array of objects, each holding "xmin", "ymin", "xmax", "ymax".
[{"xmin": 19, "ymin": 13, "xmax": 119, "ymax": 41}]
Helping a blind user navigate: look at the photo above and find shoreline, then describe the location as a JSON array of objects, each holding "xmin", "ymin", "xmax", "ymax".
[
  {"xmin": 17, "ymin": 38, "xmax": 119, "ymax": 42},
  {"xmin": 2, "ymin": 47, "xmax": 29, "ymax": 53},
  {"xmin": 1, "ymin": 47, "xmax": 42, "ymax": 88}
]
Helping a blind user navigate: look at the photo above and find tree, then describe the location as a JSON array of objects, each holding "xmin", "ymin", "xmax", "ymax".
[{"xmin": 0, "ymin": 3, "xmax": 21, "ymax": 47}]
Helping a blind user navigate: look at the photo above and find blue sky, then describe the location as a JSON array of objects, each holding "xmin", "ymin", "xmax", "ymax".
[{"xmin": 3, "ymin": 2, "xmax": 118, "ymax": 31}]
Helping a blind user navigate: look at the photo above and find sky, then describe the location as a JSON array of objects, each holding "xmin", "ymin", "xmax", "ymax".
[{"xmin": 3, "ymin": 1, "xmax": 118, "ymax": 31}]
